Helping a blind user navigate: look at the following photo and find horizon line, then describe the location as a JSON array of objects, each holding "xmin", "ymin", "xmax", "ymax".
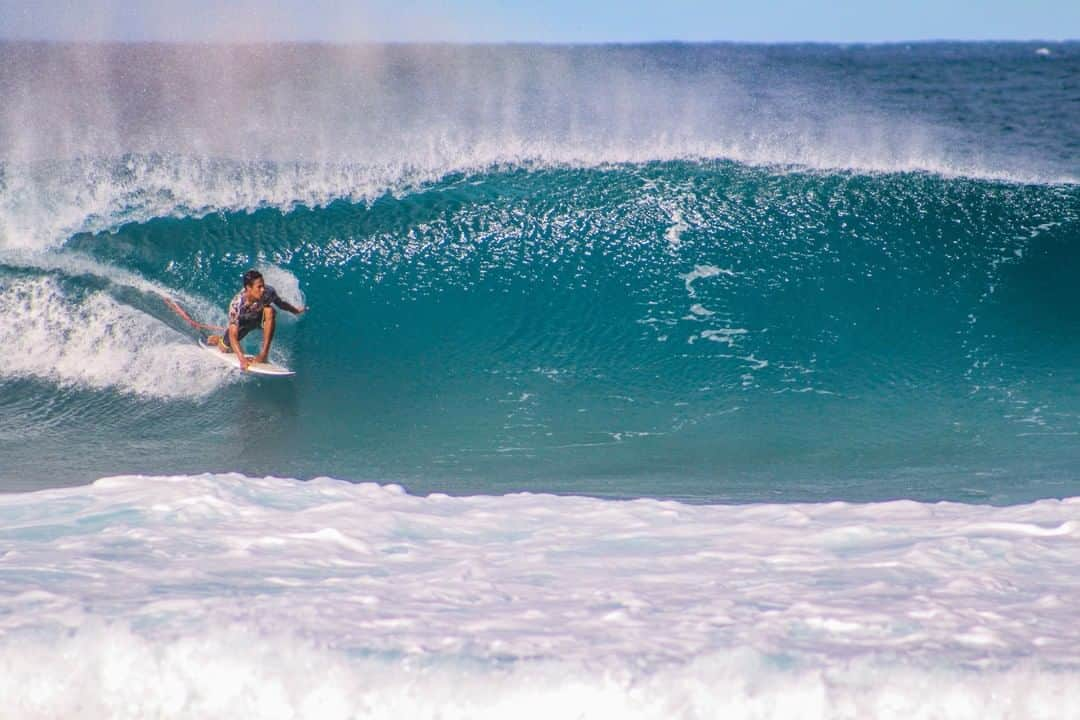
[{"xmin": 0, "ymin": 37, "xmax": 1077, "ymax": 47}]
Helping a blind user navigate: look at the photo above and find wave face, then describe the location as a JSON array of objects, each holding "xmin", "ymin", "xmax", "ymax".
[
  {"xmin": 1, "ymin": 474, "xmax": 1079, "ymax": 719},
  {"xmin": 1, "ymin": 42, "xmax": 1079, "ymax": 501}
]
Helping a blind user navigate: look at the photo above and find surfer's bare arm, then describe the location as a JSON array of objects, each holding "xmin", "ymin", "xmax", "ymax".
[
  {"xmin": 273, "ymin": 298, "xmax": 307, "ymax": 315},
  {"xmin": 228, "ymin": 324, "xmax": 248, "ymax": 371}
]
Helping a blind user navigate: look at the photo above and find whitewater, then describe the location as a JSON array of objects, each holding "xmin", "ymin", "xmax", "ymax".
[
  {"xmin": 3, "ymin": 474, "xmax": 1079, "ymax": 718},
  {"xmin": 1, "ymin": 41, "xmax": 1079, "ymax": 718}
]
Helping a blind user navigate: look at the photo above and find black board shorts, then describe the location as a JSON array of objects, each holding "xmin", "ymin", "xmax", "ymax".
[{"xmin": 215, "ymin": 320, "xmax": 259, "ymax": 352}]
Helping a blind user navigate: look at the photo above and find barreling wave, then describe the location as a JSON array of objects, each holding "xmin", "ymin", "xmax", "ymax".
[
  {"xmin": 1, "ymin": 42, "xmax": 1078, "ymax": 498},
  {"xmin": 3, "ymin": 158, "xmax": 1078, "ymax": 499}
]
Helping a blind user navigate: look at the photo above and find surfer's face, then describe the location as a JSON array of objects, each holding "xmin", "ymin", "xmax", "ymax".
[{"xmin": 246, "ymin": 278, "xmax": 265, "ymax": 299}]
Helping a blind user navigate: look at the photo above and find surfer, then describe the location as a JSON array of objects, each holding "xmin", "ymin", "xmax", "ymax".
[{"xmin": 206, "ymin": 270, "xmax": 306, "ymax": 371}]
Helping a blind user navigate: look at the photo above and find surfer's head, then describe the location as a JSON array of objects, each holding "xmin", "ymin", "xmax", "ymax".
[{"xmin": 243, "ymin": 269, "xmax": 265, "ymax": 298}]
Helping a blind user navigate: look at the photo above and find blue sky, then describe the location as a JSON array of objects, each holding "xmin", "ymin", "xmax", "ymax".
[{"xmin": 1, "ymin": 0, "xmax": 1077, "ymax": 43}]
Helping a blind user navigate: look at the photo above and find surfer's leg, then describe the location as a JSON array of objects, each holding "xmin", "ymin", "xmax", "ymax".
[
  {"xmin": 206, "ymin": 334, "xmax": 230, "ymax": 352},
  {"xmin": 256, "ymin": 306, "xmax": 276, "ymax": 362}
]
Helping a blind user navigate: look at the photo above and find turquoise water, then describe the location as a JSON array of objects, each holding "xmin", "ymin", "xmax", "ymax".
[
  {"xmin": 1, "ymin": 42, "xmax": 1078, "ymax": 502},
  {"xmin": 3, "ymin": 42, "xmax": 1080, "ymax": 718}
]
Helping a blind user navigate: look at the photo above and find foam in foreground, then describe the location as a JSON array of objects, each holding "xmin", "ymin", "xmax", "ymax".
[{"xmin": 1, "ymin": 474, "xmax": 1078, "ymax": 719}]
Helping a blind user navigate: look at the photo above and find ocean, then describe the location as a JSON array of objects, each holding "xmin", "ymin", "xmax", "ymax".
[{"xmin": 1, "ymin": 41, "xmax": 1078, "ymax": 717}]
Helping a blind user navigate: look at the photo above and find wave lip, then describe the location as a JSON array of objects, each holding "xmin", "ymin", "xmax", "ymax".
[
  {"xmin": 2, "ymin": 473, "xmax": 1079, "ymax": 717},
  {"xmin": 2, "ymin": 42, "xmax": 1076, "ymax": 250},
  {"xmin": 1, "ymin": 151, "xmax": 1074, "ymax": 253}
]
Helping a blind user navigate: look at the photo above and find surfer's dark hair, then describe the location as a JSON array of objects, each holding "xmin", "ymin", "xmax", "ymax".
[{"xmin": 242, "ymin": 269, "xmax": 264, "ymax": 287}]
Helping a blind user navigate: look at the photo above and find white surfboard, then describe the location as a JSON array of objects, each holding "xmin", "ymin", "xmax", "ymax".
[{"xmin": 200, "ymin": 341, "xmax": 295, "ymax": 377}]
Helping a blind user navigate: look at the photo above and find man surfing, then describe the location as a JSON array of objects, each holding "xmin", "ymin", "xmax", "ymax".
[{"xmin": 206, "ymin": 270, "xmax": 307, "ymax": 372}]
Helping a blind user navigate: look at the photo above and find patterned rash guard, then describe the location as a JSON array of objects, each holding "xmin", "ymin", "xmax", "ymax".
[{"xmin": 227, "ymin": 285, "xmax": 281, "ymax": 340}]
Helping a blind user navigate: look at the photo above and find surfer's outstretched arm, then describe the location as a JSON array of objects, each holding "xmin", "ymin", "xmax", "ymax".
[
  {"xmin": 162, "ymin": 294, "xmax": 226, "ymax": 334},
  {"xmin": 272, "ymin": 297, "xmax": 307, "ymax": 315}
]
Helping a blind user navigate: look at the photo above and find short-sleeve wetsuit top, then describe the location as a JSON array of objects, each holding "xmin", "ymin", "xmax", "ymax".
[{"xmin": 227, "ymin": 285, "xmax": 280, "ymax": 339}]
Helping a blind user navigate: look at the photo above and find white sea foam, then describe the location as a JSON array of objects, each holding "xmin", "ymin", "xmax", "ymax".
[
  {"xmin": 1, "ymin": 248, "xmax": 221, "ymax": 321},
  {"xmin": 663, "ymin": 204, "xmax": 690, "ymax": 250},
  {"xmin": 257, "ymin": 263, "xmax": 307, "ymax": 313},
  {"xmin": 681, "ymin": 264, "xmax": 736, "ymax": 298},
  {"xmin": 0, "ymin": 155, "xmax": 439, "ymax": 252},
  {"xmin": 0, "ymin": 276, "xmax": 232, "ymax": 398},
  {"xmin": 1, "ymin": 474, "xmax": 1078, "ymax": 718},
  {"xmin": 0, "ymin": 627, "xmax": 1074, "ymax": 720},
  {"xmin": 688, "ymin": 303, "xmax": 714, "ymax": 317},
  {"xmin": 696, "ymin": 328, "xmax": 749, "ymax": 346}
]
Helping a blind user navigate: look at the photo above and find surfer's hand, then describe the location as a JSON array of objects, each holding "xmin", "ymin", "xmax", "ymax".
[
  {"xmin": 239, "ymin": 356, "xmax": 251, "ymax": 372},
  {"xmin": 253, "ymin": 353, "xmax": 268, "ymax": 365}
]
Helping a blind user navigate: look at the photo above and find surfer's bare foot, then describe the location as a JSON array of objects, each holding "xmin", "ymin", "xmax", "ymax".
[{"xmin": 207, "ymin": 335, "xmax": 230, "ymax": 352}]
